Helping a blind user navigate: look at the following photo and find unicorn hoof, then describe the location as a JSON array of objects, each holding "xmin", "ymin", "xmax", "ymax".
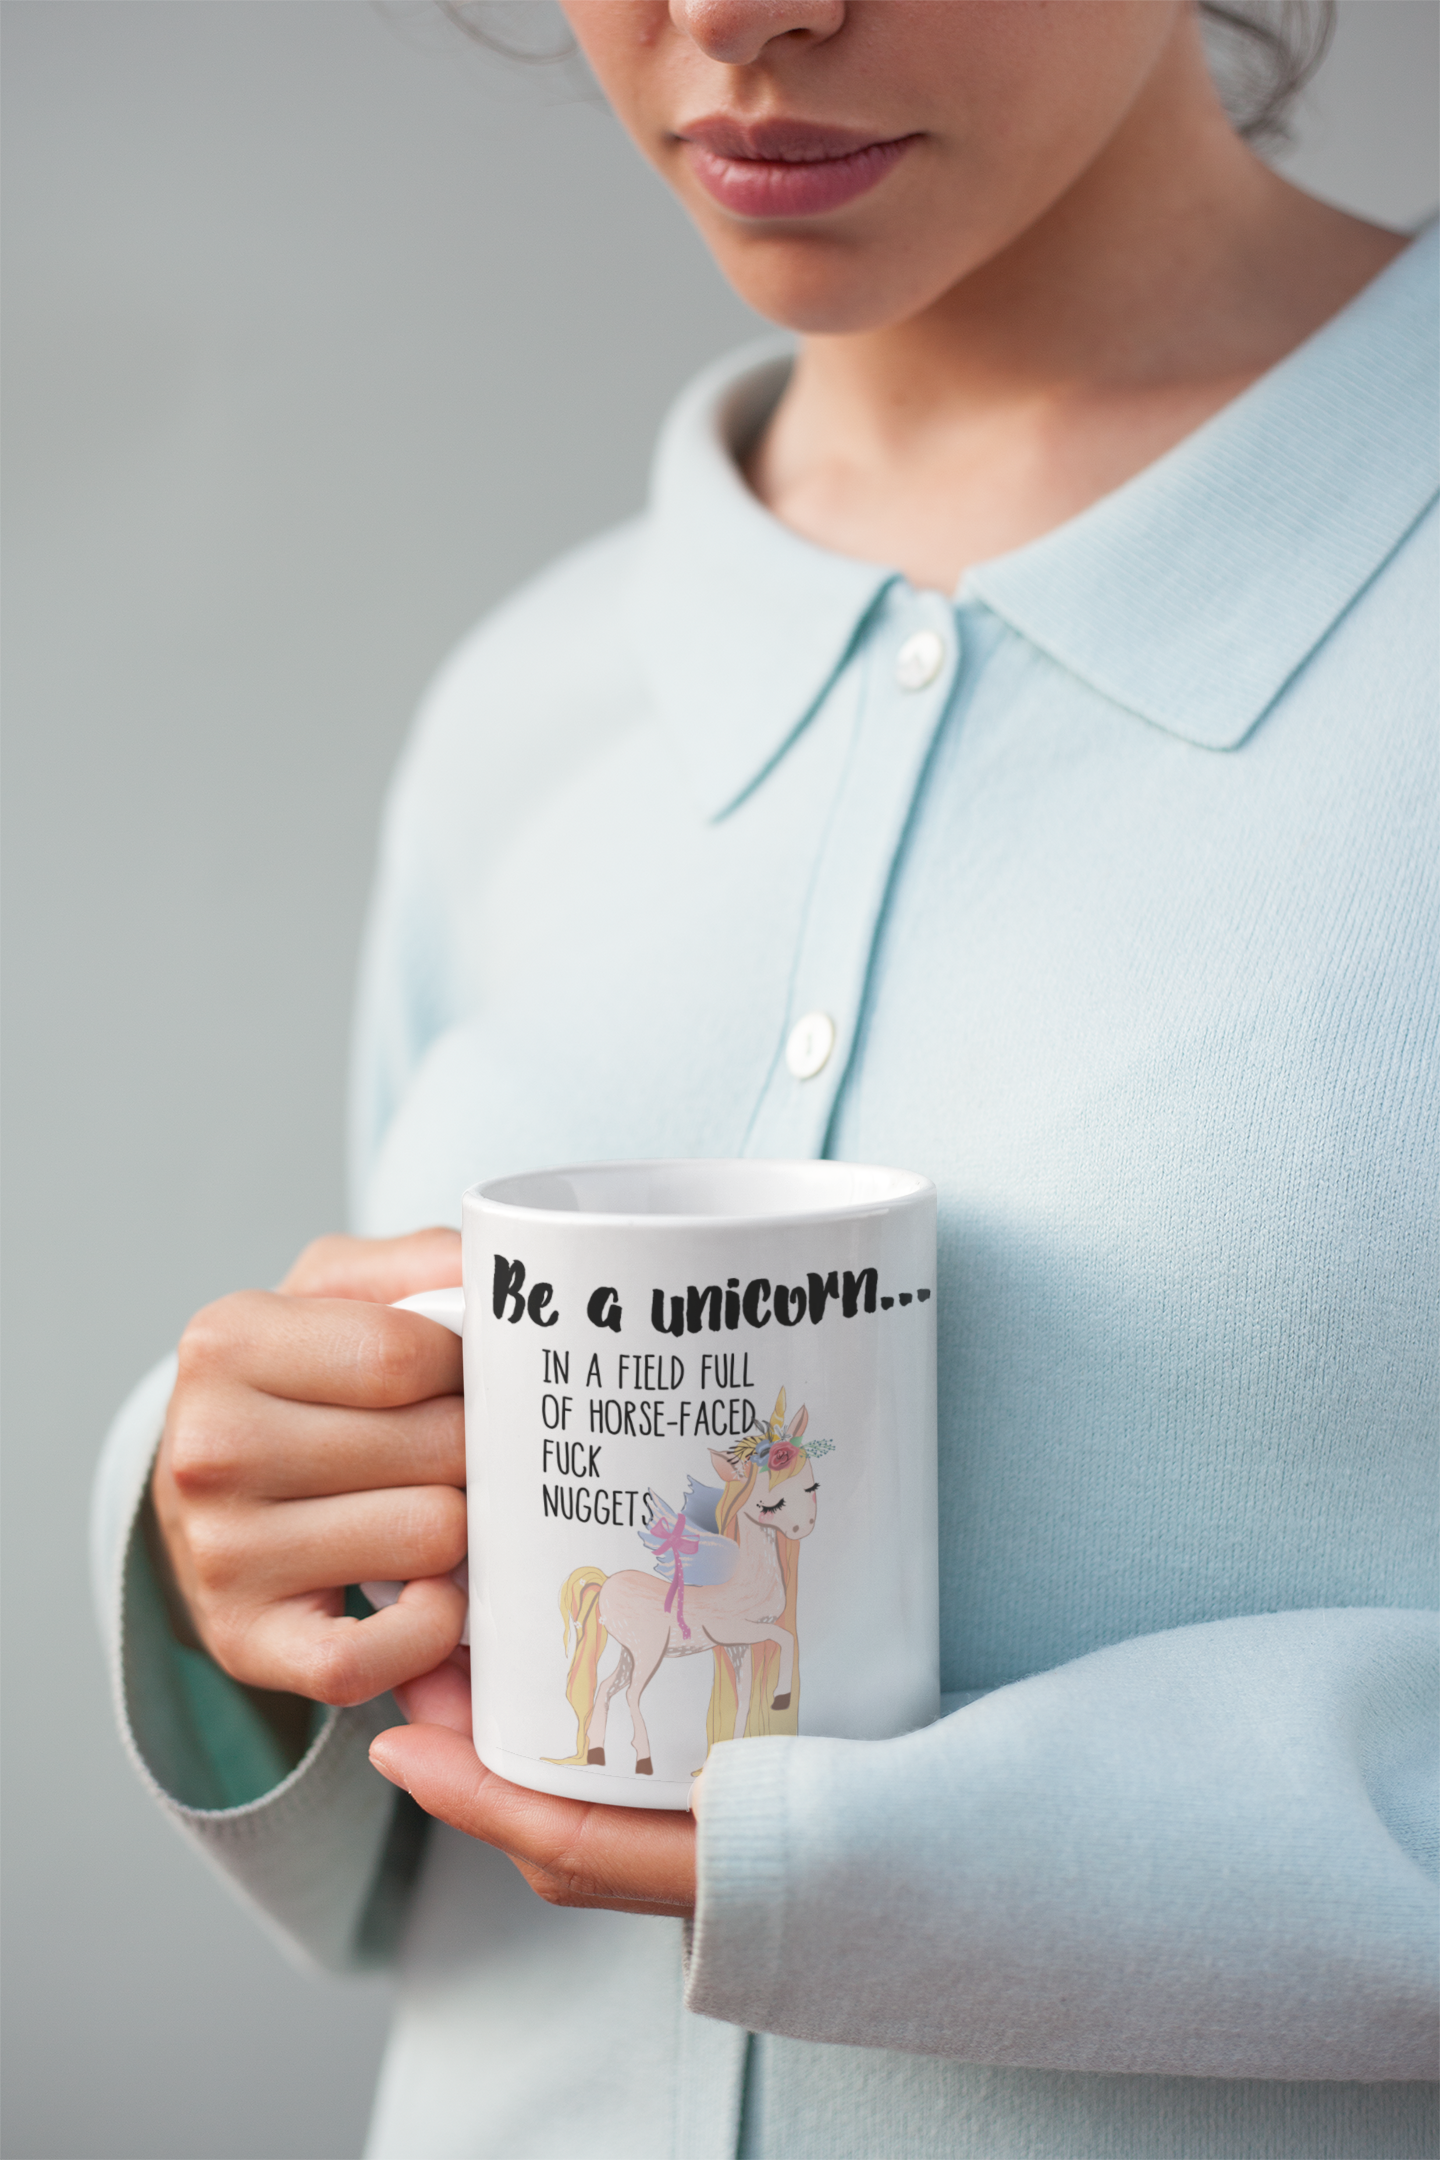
[
  {"xmin": 586, "ymin": 1747, "xmax": 606, "ymax": 1766},
  {"xmin": 771, "ymin": 1692, "xmax": 790, "ymax": 1711},
  {"xmin": 635, "ymin": 1757, "xmax": 653, "ymax": 1776}
]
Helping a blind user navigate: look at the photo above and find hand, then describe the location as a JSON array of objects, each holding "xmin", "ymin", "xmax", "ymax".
[
  {"xmin": 372, "ymin": 1660, "xmax": 699, "ymax": 1920},
  {"xmin": 151, "ymin": 1229, "xmax": 470, "ymax": 1706}
]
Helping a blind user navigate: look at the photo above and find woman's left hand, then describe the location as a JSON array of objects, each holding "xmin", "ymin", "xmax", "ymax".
[{"xmin": 371, "ymin": 1658, "xmax": 698, "ymax": 1919}]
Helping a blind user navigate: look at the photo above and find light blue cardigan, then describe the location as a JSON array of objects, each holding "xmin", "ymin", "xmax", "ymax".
[{"xmin": 94, "ymin": 224, "xmax": 1438, "ymax": 2159}]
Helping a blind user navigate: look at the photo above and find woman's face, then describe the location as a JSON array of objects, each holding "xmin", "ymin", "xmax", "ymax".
[{"xmin": 561, "ymin": 0, "xmax": 1191, "ymax": 334}]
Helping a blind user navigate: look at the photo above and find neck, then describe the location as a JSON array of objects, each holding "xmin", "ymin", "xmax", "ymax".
[
  {"xmin": 749, "ymin": 18, "xmax": 1404, "ymax": 591},
  {"xmin": 732, "ymin": 1512, "xmax": 784, "ymax": 1582}
]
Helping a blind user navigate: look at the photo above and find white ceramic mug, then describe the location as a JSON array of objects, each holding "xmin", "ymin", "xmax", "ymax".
[{"xmin": 368, "ymin": 1159, "xmax": 938, "ymax": 1810}]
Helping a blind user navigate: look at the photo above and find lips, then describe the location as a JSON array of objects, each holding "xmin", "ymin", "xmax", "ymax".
[{"xmin": 678, "ymin": 116, "xmax": 918, "ymax": 220}]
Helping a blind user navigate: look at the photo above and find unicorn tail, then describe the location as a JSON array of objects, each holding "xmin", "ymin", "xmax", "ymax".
[
  {"xmin": 559, "ymin": 1564, "xmax": 607, "ymax": 1654},
  {"xmin": 547, "ymin": 1565, "xmax": 608, "ymax": 1766}
]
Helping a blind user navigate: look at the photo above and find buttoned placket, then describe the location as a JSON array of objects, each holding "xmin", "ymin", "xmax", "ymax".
[{"xmin": 741, "ymin": 583, "xmax": 962, "ymax": 1160}]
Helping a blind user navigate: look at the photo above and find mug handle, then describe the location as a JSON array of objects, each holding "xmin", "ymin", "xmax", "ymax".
[
  {"xmin": 360, "ymin": 1286, "xmax": 470, "ymax": 1644},
  {"xmin": 392, "ymin": 1285, "xmax": 466, "ymax": 1333}
]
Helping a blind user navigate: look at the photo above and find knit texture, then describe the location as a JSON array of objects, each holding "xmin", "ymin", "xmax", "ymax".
[{"xmin": 94, "ymin": 225, "xmax": 1439, "ymax": 2156}]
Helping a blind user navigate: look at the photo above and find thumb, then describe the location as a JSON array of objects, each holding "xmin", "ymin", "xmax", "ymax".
[{"xmin": 394, "ymin": 1651, "xmax": 473, "ymax": 1736}]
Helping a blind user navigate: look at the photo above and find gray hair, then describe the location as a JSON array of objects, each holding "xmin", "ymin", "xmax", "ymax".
[{"xmin": 1200, "ymin": 0, "xmax": 1336, "ymax": 145}]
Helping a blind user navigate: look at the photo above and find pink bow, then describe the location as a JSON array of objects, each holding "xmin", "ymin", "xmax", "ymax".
[{"xmin": 654, "ymin": 1515, "xmax": 700, "ymax": 1639}]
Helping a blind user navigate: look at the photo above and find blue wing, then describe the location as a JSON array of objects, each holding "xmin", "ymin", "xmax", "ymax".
[
  {"xmin": 680, "ymin": 1475, "xmax": 724, "ymax": 1535},
  {"xmin": 640, "ymin": 1490, "xmax": 737, "ymax": 1587},
  {"xmin": 682, "ymin": 1525, "xmax": 738, "ymax": 1586}
]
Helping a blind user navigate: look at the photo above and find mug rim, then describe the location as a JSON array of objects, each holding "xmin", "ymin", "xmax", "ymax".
[{"xmin": 470, "ymin": 1156, "xmax": 934, "ymax": 1230}]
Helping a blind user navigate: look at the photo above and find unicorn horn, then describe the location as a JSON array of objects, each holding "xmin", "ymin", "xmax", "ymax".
[{"xmin": 769, "ymin": 1388, "xmax": 786, "ymax": 1441}]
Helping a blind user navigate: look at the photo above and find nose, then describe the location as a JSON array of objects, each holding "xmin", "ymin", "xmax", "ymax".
[{"xmin": 668, "ymin": 0, "xmax": 845, "ymax": 67}]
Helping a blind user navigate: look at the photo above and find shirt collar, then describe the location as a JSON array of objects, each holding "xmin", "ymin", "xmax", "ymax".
[
  {"xmin": 630, "ymin": 339, "xmax": 895, "ymax": 819},
  {"xmin": 635, "ymin": 222, "xmax": 1438, "ymax": 816},
  {"xmin": 965, "ymin": 219, "xmax": 1439, "ymax": 750}
]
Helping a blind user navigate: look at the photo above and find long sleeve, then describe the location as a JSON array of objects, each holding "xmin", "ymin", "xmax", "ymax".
[
  {"xmin": 686, "ymin": 1607, "xmax": 1438, "ymax": 2080},
  {"xmin": 90, "ymin": 1358, "xmax": 421, "ymax": 1974},
  {"xmin": 80, "ymin": 535, "xmax": 649, "ymax": 1970},
  {"xmin": 85, "ymin": 625, "xmax": 478, "ymax": 1967},
  {"xmin": 88, "ymin": 635, "xmax": 465, "ymax": 1969}
]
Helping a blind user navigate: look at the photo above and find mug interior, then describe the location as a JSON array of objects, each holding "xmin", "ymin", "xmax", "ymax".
[{"xmin": 476, "ymin": 1158, "xmax": 929, "ymax": 1224}]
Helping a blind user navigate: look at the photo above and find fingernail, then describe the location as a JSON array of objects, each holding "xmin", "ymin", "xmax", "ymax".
[{"xmin": 369, "ymin": 1740, "xmax": 409, "ymax": 1791}]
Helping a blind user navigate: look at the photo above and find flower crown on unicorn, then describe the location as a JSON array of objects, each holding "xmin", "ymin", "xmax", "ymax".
[
  {"xmin": 551, "ymin": 1382, "xmax": 835, "ymax": 1775},
  {"xmin": 727, "ymin": 1388, "xmax": 835, "ymax": 1479},
  {"xmin": 635, "ymin": 1387, "xmax": 835, "ymax": 1637}
]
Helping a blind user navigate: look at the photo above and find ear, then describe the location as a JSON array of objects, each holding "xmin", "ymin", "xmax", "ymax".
[
  {"xmin": 787, "ymin": 1406, "xmax": 808, "ymax": 1439},
  {"xmin": 710, "ymin": 1449, "xmax": 743, "ymax": 1483}
]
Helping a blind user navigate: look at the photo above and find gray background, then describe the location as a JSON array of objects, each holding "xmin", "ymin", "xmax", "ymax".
[{"xmin": 3, "ymin": 5, "xmax": 1435, "ymax": 2156}]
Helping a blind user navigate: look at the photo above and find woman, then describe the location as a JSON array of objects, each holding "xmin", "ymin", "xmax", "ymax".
[{"xmin": 96, "ymin": 4, "xmax": 1436, "ymax": 2155}]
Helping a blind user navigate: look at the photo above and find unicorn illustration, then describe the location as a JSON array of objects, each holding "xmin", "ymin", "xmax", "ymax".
[{"xmin": 550, "ymin": 1389, "xmax": 833, "ymax": 1777}]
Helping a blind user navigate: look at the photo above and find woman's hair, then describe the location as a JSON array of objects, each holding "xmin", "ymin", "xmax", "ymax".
[
  {"xmin": 436, "ymin": 0, "xmax": 574, "ymax": 65},
  {"xmin": 441, "ymin": 0, "xmax": 1336, "ymax": 151},
  {"xmin": 1200, "ymin": 0, "xmax": 1336, "ymax": 145}
]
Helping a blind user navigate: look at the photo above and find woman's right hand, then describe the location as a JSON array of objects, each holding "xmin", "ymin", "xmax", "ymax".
[{"xmin": 150, "ymin": 1228, "xmax": 469, "ymax": 1707}]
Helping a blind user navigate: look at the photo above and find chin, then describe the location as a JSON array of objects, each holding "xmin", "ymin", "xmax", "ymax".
[{"xmin": 695, "ymin": 226, "xmax": 956, "ymax": 338}]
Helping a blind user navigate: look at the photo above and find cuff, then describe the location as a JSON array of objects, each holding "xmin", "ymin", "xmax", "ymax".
[
  {"xmin": 685, "ymin": 1734, "xmax": 797, "ymax": 2030},
  {"xmin": 91, "ymin": 1353, "xmax": 410, "ymax": 1971}
]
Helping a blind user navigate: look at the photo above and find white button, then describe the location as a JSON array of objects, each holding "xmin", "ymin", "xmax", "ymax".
[
  {"xmin": 785, "ymin": 1011, "xmax": 835, "ymax": 1080},
  {"xmin": 896, "ymin": 628, "xmax": 946, "ymax": 690}
]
